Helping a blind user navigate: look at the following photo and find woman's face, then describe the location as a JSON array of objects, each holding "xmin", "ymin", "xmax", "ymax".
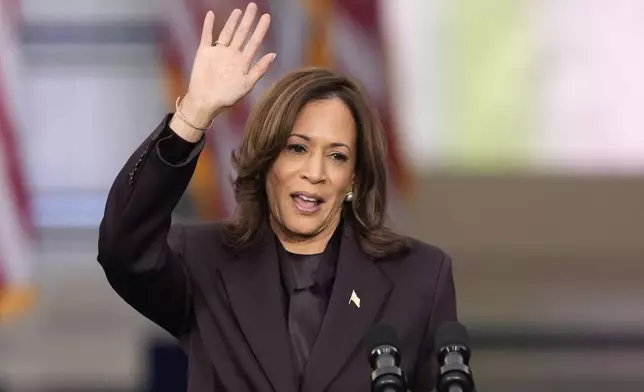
[{"xmin": 266, "ymin": 98, "xmax": 356, "ymax": 242}]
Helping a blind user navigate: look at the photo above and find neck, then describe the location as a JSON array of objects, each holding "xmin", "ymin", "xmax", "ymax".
[
  {"xmin": 281, "ymin": 230, "xmax": 334, "ymax": 254},
  {"xmin": 270, "ymin": 217, "xmax": 340, "ymax": 255}
]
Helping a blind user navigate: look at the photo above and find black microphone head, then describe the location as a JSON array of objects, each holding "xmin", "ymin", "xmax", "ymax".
[
  {"xmin": 365, "ymin": 323, "xmax": 400, "ymax": 350},
  {"xmin": 364, "ymin": 324, "xmax": 401, "ymax": 369},
  {"xmin": 435, "ymin": 322, "xmax": 475, "ymax": 392},
  {"xmin": 435, "ymin": 321, "xmax": 471, "ymax": 362},
  {"xmin": 365, "ymin": 324, "xmax": 407, "ymax": 392},
  {"xmin": 436, "ymin": 321, "xmax": 469, "ymax": 347}
]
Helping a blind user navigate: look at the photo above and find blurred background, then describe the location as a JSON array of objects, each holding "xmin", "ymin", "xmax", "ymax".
[{"xmin": 1, "ymin": 0, "xmax": 644, "ymax": 391}]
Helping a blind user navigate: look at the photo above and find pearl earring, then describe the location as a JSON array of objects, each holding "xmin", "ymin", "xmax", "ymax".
[{"xmin": 344, "ymin": 191, "xmax": 354, "ymax": 202}]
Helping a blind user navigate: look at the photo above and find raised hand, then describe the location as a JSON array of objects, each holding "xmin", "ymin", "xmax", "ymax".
[{"xmin": 175, "ymin": 3, "xmax": 275, "ymax": 137}]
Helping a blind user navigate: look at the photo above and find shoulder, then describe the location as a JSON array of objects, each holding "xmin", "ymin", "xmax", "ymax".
[
  {"xmin": 374, "ymin": 236, "xmax": 457, "ymax": 336},
  {"xmin": 377, "ymin": 235, "xmax": 453, "ymax": 288},
  {"xmin": 406, "ymin": 237, "xmax": 451, "ymax": 265},
  {"xmin": 385, "ymin": 235, "xmax": 451, "ymax": 269}
]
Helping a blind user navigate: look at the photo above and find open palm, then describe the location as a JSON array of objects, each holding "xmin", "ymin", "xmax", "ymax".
[{"xmin": 186, "ymin": 3, "xmax": 275, "ymax": 114}]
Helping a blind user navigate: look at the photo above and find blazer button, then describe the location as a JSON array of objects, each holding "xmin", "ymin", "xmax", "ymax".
[{"xmin": 127, "ymin": 146, "xmax": 149, "ymax": 187}]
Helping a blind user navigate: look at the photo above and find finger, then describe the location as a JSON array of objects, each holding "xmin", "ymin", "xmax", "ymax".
[
  {"xmin": 200, "ymin": 11, "xmax": 215, "ymax": 47},
  {"xmin": 217, "ymin": 8, "xmax": 243, "ymax": 46},
  {"xmin": 243, "ymin": 13, "xmax": 271, "ymax": 64},
  {"xmin": 230, "ymin": 2, "xmax": 258, "ymax": 50},
  {"xmin": 247, "ymin": 52, "xmax": 276, "ymax": 84}
]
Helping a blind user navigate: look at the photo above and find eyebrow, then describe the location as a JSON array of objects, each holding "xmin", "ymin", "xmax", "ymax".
[{"xmin": 290, "ymin": 133, "xmax": 351, "ymax": 151}]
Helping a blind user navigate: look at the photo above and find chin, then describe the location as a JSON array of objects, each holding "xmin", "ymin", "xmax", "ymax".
[
  {"xmin": 284, "ymin": 222, "xmax": 324, "ymax": 238},
  {"xmin": 280, "ymin": 214, "xmax": 328, "ymax": 238}
]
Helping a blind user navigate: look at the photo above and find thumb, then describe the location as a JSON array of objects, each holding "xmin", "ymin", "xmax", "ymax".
[{"xmin": 247, "ymin": 53, "xmax": 276, "ymax": 85}]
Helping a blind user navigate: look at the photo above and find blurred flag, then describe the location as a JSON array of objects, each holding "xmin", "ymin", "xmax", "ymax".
[
  {"xmin": 160, "ymin": 0, "xmax": 410, "ymax": 220},
  {"xmin": 0, "ymin": 0, "xmax": 35, "ymax": 322},
  {"xmin": 324, "ymin": 0, "xmax": 411, "ymax": 193},
  {"xmin": 161, "ymin": 0, "xmax": 227, "ymax": 219}
]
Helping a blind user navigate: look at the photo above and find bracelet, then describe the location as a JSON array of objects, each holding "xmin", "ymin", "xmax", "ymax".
[{"xmin": 174, "ymin": 94, "xmax": 214, "ymax": 131}]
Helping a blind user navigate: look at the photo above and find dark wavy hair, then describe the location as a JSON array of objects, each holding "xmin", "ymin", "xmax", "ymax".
[{"xmin": 222, "ymin": 67, "xmax": 410, "ymax": 259}]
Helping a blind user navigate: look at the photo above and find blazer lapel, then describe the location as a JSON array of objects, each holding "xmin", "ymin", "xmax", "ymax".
[
  {"xmin": 219, "ymin": 229, "xmax": 297, "ymax": 392},
  {"xmin": 300, "ymin": 226, "xmax": 393, "ymax": 392}
]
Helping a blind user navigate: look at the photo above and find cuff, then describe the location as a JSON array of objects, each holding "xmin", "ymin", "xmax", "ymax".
[{"xmin": 155, "ymin": 113, "xmax": 206, "ymax": 167}]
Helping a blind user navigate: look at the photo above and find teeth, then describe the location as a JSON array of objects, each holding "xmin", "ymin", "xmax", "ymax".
[{"xmin": 298, "ymin": 195, "xmax": 318, "ymax": 202}]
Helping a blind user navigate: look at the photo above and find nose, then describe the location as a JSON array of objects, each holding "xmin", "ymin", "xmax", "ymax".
[{"xmin": 300, "ymin": 151, "xmax": 326, "ymax": 184}]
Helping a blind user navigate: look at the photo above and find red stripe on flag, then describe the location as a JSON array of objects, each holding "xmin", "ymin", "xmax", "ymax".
[
  {"xmin": 0, "ymin": 69, "xmax": 32, "ymax": 239},
  {"xmin": 0, "ymin": 0, "xmax": 21, "ymax": 27},
  {"xmin": 0, "ymin": 254, "xmax": 5, "ymax": 289},
  {"xmin": 335, "ymin": 0, "xmax": 378, "ymax": 33},
  {"xmin": 0, "ymin": 0, "xmax": 33, "ymax": 291}
]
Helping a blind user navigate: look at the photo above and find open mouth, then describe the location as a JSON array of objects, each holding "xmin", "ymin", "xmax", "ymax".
[{"xmin": 291, "ymin": 192, "xmax": 324, "ymax": 213}]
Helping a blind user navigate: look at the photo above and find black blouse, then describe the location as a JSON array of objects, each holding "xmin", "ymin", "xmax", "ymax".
[{"xmin": 276, "ymin": 228, "xmax": 340, "ymax": 386}]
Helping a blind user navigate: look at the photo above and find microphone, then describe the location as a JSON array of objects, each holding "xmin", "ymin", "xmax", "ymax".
[
  {"xmin": 434, "ymin": 321, "xmax": 475, "ymax": 392},
  {"xmin": 365, "ymin": 324, "xmax": 407, "ymax": 392}
]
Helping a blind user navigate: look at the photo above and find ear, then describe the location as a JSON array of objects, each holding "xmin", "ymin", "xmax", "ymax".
[{"xmin": 347, "ymin": 178, "xmax": 355, "ymax": 193}]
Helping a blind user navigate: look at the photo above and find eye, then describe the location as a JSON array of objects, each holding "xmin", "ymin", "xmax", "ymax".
[
  {"xmin": 286, "ymin": 144, "xmax": 307, "ymax": 154},
  {"xmin": 330, "ymin": 152, "xmax": 349, "ymax": 162}
]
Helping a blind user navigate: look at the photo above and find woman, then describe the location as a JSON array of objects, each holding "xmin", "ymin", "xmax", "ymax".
[{"xmin": 98, "ymin": 3, "xmax": 457, "ymax": 392}]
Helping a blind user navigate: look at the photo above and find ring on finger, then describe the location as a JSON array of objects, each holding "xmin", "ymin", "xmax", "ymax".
[{"xmin": 214, "ymin": 40, "xmax": 229, "ymax": 46}]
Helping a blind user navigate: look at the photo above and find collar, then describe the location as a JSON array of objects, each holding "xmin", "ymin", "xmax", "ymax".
[{"xmin": 277, "ymin": 225, "xmax": 342, "ymax": 293}]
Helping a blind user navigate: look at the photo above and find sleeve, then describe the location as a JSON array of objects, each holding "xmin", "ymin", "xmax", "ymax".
[
  {"xmin": 97, "ymin": 113, "xmax": 205, "ymax": 337},
  {"xmin": 157, "ymin": 126, "xmax": 201, "ymax": 165},
  {"xmin": 410, "ymin": 252, "xmax": 458, "ymax": 392}
]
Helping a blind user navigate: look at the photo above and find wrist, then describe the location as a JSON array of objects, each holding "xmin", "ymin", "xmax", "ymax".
[
  {"xmin": 179, "ymin": 93, "xmax": 216, "ymax": 129},
  {"xmin": 169, "ymin": 115, "xmax": 205, "ymax": 143}
]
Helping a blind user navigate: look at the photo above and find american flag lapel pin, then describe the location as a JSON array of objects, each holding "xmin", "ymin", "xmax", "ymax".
[{"xmin": 349, "ymin": 290, "xmax": 361, "ymax": 308}]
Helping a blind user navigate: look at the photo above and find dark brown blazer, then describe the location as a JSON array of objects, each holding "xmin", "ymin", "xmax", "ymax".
[{"xmin": 97, "ymin": 115, "xmax": 458, "ymax": 392}]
